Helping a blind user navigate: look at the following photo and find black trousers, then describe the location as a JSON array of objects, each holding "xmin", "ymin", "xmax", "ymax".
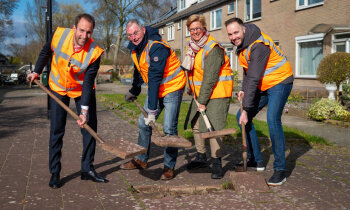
[{"xmin": 49, "ymin": 90, "xmax": 97, "ymax": 174}]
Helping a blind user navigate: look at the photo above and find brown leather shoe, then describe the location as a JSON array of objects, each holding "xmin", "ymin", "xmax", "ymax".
[
  {"xmin": 160, "ymin": 167, "xmax": 174, "ymax": 180},
  {"xmin": 120, "ymin": 159, "xmax": 147, "ymax": 170}
]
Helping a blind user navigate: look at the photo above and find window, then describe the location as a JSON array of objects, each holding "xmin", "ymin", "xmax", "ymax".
[
  {"xmin": 225, "ymin": 47, "xmax": 234, "ymax": 70},
  {"xmin": 160, "ymin": 28, "xmax": 164, "ymax": 35},
  {"xmin": 228, "ymin": 3, "xmax": 235, "ymax": 14},
  {"xmin": 297, "ymin": 0, "xmax": 323, "ymax": 9},
  {"xmin": 245, "ymin": 0, "xmax": 261, "ymax": 21},
  {"xmin": 210, "ymin": 8, "xmax": 222, "ymax": 30},
  {"xmin": 168, "ymin": 25, "xmax": 175, "ymax": 41},
  {"xmin": 177, "ymin": 22, "xmax": 181, "ymax": 30},
  {"xmin": 295, "ymin": 34, "xmax": 324, "ymax": 78},
  {"xmin": 332, "ymin": 33, "xmax": 350, "ymax": 53},
  {"xmin": 185, "ymin": 27, "xmax": 190, "ymax": 37},
  {"xmin": 179, "ymin": 0, "xmax": 186, "ymax": 10}
]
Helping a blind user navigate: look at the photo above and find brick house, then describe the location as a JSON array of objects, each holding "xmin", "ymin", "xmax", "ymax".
[{"xmin": 150, "ymin": 0, "xmax": 350, "ymax": 94}]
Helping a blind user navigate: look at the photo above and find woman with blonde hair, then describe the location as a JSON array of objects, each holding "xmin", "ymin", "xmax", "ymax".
[{"xmin": 183, "ymin": 14, "xmax": 233, "ymax": 179}]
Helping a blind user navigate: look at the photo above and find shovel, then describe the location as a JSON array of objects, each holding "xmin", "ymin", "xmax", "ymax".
[
  {"xmin": 33, "ymin": 79, "xmax": 147, "ymax": 159},
  {"xmin": 184, "ymin": 71, "xmax": 236, "ymax": 139},
  {"xmin": 230, "ymin": 96, "xmax": 269, "ymax": 193},
  {"xmin": 235, "ymin": 99, "xmax": 248, "ymax": 172},
  {"xmin": 133, "ymin": 100, "xmax": 192, "ymax": 148}
]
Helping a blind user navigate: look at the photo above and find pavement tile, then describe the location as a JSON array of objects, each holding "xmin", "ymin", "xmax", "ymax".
[
  {"xmin": 0, "ymin": 175, "xmax": 27, "ymax": 208},
  {"xmin": 0, "ymin": 154, "xmax": 31, "ymax": 176},
  {"xmin": 1, "ymin": 85, "xmax": 350, "ymax": 209}
]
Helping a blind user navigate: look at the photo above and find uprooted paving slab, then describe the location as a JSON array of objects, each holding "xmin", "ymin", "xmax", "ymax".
[{"xmin": 0, "ymin": 85, "xmax": 349, "ymax": 209}]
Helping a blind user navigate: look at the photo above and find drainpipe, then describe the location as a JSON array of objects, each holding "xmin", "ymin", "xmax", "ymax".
[
  {"xmin": 235, "ymin": 0, "xmax": 238, "ymax": 72},
  {"xmin": 181, "ymin": 18, "xmax": 183, "ymax": 61}
]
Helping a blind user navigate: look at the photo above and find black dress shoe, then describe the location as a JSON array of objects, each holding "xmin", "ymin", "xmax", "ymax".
[
  {"xmin": 49, "ymin": 173, "xmax": 61, "ymax": 189},
  {"xmin": 81, "ymin": 170, "xmax": 108, "ymax": 183}
]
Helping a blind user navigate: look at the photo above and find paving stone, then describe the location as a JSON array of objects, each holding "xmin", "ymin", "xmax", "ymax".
[{"xmin": 1, "ymin": 85, "xmax": 350, "ymax": 209}]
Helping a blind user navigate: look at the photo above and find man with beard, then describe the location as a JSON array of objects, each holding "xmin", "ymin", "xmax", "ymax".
[{"xmin": 225, "ymin": 18, "xmax": 294, "ymax": 186}]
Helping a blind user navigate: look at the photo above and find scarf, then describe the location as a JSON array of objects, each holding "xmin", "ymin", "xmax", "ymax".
[{"xmin": 181, "ymin": 31, "xmax": 209, "ymax": 71}]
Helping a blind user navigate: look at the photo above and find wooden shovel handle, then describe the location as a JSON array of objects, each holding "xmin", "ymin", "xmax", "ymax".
[
  {"xmin": 133, "ymin": 100, "xmax": 163, "ymax": 137},
  {"xmin": 33, "ymin": 79, "xmax": 105, "ymax": 144},
  {"xmin": 184, "ymin": 71, "xmax": 214, "ymax": 132},
  {"xmin": 239, "ymin": 99, "xmax": 248, "ymax": 171}
]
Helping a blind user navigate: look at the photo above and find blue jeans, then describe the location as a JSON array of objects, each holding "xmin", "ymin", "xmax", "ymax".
[
  {"xmin": 135, "ymin": 88, "xmax": 184, "ymax": 169},
  {"xmin": 236, "ymin": 83, "xmax": 292, "ymax": 171}
]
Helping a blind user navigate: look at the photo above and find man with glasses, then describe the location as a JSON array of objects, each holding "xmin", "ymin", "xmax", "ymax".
[
  {"xmin": 120, "ymin": 19, "xmax": 186, "ymax": 180},
  {"xmin": 27, "ymin": 14, "xmax": 108, "ymax": 189},
  {"xmin": 225, "ymin": 18, "xmax": 293, "ymax": 186}
]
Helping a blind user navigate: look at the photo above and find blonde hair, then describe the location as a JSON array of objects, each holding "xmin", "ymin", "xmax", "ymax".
[{"xmin": 186, "ymin": 14, "xmax": 206, "ymax": 29}]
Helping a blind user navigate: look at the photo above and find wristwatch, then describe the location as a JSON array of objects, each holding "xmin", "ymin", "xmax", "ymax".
[{"xmin": 81, "ymin": 112, "xmax": 88, "ymax": 117}]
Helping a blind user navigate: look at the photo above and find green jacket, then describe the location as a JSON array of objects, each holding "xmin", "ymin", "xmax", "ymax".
[{"xmin": 185, "ymin": 45, "xmax": 231, "ymax": 132}]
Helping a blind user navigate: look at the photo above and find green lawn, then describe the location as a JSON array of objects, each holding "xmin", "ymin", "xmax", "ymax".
[{"xmin": 98, "ymin": 93, "xmax": 330, "ymax": 146}]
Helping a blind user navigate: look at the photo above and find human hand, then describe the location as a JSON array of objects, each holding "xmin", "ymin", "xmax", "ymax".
[
  {"xmin": 125, "ymin": 92, "xmax": 137, "ymax": 102},
  {"xmin": 197, "ymin": 103, "xmax": 206, "ymax": 112},
  {"xmin": 144, "ymin": 113, "xmax": 156, "ymax": 126},
  {"xmin": 239, "ymin": 110, "xmax": 248, "ymax": 126},
  {"xmin": 27, "ymin": 72, "xmax": 39, "ymax": 82},
  {"xmin": 236, "ymin": 91, "xmax": 244, "ymax": 102},
  {"xmin": 77, "ymin": 109, "xmax": 88, "ymax": 128}
]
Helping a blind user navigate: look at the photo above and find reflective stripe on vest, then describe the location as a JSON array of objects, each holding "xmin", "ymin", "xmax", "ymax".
[
  {"xmin": 188, "ymin": 35, "xmax": 233, "ymax": 99},
  {"xmin": 245, "ymin": 35, "xmax": 287, "ymax": 77},
  {"xmin": 138, "ymin": 40, "xmax": 183, "ymax": 85},
  {"xmin": 50, "ymin": 27, "xmax": 103, "ymax": 97},
  {"xmin": 52, "ymin": 28, "xmax": 98, "ymax": 87},
  {"xmin": 238, "ymin": 32, "xmax": 293, "ymax": 91},
  {"xmin": 188, "ymin": 75, "xmax": 234, "ymax": 86}
]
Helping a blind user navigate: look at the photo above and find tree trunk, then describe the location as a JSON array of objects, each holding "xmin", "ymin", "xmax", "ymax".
[{"xmin": 113, "ymin": 25, "xmax": 123, "ymax": 69}]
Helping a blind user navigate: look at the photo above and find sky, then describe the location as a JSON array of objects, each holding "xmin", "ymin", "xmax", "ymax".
[{"xmin": 1, "ymin": 0, "xmax": 94, "ymax": 55}]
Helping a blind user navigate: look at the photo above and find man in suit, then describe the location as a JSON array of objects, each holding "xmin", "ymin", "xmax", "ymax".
[{"xmin": 27, "ymin": 13, "xmax": 108, "ymax": 188}]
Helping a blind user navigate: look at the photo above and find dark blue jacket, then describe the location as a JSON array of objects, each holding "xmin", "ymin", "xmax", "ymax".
[{"xmin": 127, "ymin": 26, "xmax": 170, "ymax": 111}]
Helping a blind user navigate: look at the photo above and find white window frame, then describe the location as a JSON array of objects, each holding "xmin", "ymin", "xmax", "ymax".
[
  {"xmin": 160, "ymin": 28, "xmax": 164, "ymax": 35},
  {"xmin": 210, "ymin": 8, "xmax": 222, "ymax": 30},
  {"xmin": 245, "ymin": 0, "xmax": 261, "ymax": 22},
  {"xmin": 295, "ymin": 33, "xmax": 324, "ymax": 78},
  {"xmin": 168, "ymin": 24, "xmax": 175, "ymax": 41},
  {"xmin": 332, "ymin": 32, "xmax": 350, "ymax": 53},
  {"xmin": 225, "ymin": 47, "xmax": 235, "ymax": 70},
  {"xmin": 185, "ymin": 27, "xmax": 190, "ymax": 37},
  {"xmin": 228, "ymin": 2, "xmax": 235, "ymax": 14},
  {"xmin": 177, "ymin": 22, "xmax": 181, "ymax": 30},
  {"xmin": 179, "ymin": 0, "xmax": 186, "ymax": 11},
  {"xmin": 296, "ymin": 0, "xmax": 324, "ymax": 11}
]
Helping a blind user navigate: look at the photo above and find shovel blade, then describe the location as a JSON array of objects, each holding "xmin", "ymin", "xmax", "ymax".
[
  {"xmin": 100, "ymin": 138, "xmax": 147, "ymax": 159},
  {"xmin": 152, "ymin": 135, "xmax": 192, "ymax": 148},
  {"xmin": 230, "ymin": 171, "xmax": 270, "ymax": 193},
  {"xmin": 200, "ymin": 128, "xmax": 236, "ymax": 139}
]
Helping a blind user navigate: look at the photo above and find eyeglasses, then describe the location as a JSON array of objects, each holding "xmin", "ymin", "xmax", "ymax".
[
  {"xmin": 127, "ymin": 30, "xmax": 141, "ymax": 38},
  {"xmin": 189, "ymin": 27, "xmax": 203, "ymax": 33}
]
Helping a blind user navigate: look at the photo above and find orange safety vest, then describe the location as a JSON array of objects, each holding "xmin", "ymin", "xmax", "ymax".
[
  {"xmin": 131, "ymin": 40, "xmax": 186, "ymax": 98},
  {"xmin": 49, "ymin": 27, "xmax": 104, "ymax": 98},
  {"xmin": 188, "ymin": 35, "xmax": 233, "ymax": 99},
  {"xmin": 238, "ymin": 31, "xmax": 293, "ymax": 91}
]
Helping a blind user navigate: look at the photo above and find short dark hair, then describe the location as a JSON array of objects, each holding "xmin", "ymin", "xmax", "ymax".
[
  {"xmin": 225, "ymin": 17, "xmax": 244, "ymax": 27},
  {"xmin": 75, "ymin": 13, "xmax": 95, "ymax": 29}
]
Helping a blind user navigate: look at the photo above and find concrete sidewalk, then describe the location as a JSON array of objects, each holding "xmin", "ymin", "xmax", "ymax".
[{"xmin": 0, "ymin": 85, "xmax": 349, "ymax": 209}]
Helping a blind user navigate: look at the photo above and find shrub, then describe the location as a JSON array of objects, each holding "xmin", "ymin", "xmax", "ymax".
[
  {"xmin": 341, "ymin": 82, "xmax": 350, "ymax": 110},
  {"xmin": 307, "ymin": 98, "xmax": 350, "ymax": 121},
  {"xmin": 317, "ymin": 52, "xmax": 350, "ymax": 100}
]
